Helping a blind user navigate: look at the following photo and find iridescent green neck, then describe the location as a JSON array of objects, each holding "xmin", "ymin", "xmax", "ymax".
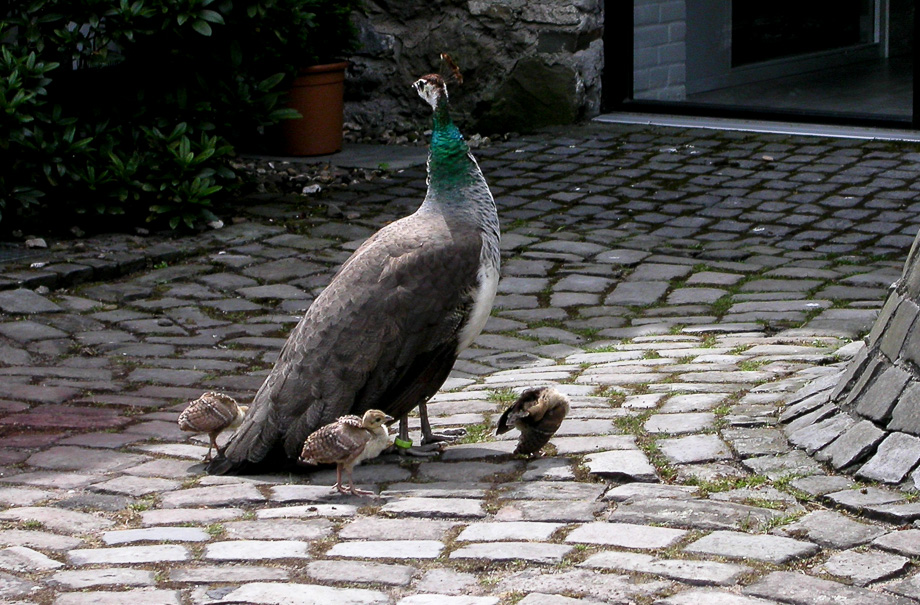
[{"xmin": 428, "ymin": 99, "xmax": 471, "ymax": 187}]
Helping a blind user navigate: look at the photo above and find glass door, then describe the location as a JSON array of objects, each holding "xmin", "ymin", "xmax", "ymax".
[{"xmin": 607, "ymin": 0, "xmax": 915, "ymax": 126}]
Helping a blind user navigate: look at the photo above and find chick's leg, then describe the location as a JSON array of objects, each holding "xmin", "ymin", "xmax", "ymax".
[
  {"xmin": 205, "ymin": 432, "xmax": 219, "ymax": 462},
  {"xmin": 343, "ymin": 465, "xmax": 374, "ymax": 497},
  {"xmin": 332, "ymin": 464, "xmax": 346, "ymax": 493}
]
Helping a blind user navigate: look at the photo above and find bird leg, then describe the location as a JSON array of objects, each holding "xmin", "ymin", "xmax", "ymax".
[
  {"xmin": 419, "ymin": 402, "xmax": 466, "ymax": 445},
  {"xmin": 390, "ymin": 415, "xmax": 441, "ymax": 458},
  {"xmin": 204, "ymin": 432, "xmax": 220, "ymax": 462},
  {"xmin": 340, "ymin": 465, "xmax": 375, "ymax": 497},
  {"xmin": 331, "ymin": 465, "xmax": 346, "ymax": 493}
]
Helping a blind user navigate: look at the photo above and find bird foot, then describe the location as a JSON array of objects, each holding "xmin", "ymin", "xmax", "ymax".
[
  {"xmin": 399, "ymin": 443, "xmax": 444, "ymax": 458},
  {"xmin": 332, "ymin": 483, "xmax": 376, "ymax": 497},
  {"xmin": 422, "ymin": 428, "xmax": 466, "ymax": 445}
]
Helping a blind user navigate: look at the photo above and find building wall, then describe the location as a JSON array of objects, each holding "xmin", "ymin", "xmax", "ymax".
[
  {"xmin": 632, "ymin": 0, "xmax": 687, "ymax": 101},
  {"xmin": 345, "ymin": 0, "xmax": 604, "ymax": 136}
]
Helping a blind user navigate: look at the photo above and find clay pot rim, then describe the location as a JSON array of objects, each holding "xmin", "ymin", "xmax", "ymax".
[{"xmin": 297, "ymin": 61, "xmax": 349, "ymax": 75}]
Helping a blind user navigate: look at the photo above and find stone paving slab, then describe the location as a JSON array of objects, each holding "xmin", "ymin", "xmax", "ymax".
[
  {"xmin": 745, "ymin": 571, "xmax": 913, "ymax": 605},
  {"xmin": 0, "ymin": 124, "xmax": 917, "ymax": 604},
  {"xmin": 684, "ymin": 531, "xmax": 820, "ymax": 564},
  {"xmin": 657, "ymin": 589, "xmax": 779, "ymax": 605},
  {"xmin": 609, "ymin": 498, "xmax": 786, "ymax": 531},
  {"xmin": 206, "ymin": 582, "xmax": 389, "ymax": 604},
  {"xmin": 772, "ymin": 510, "xmax": 887, "ymax": 549},
  {"xmin": 820, "ymin": 549, "xmax": 910, "ymax": 586},
  {"xmin": 327, "ymin": 540, "xmax": 444, "ymax": 559},
  {"xmin": 582, "ymin": 551, "xmax": 752, "ymax": 587},
  {"xmin": 565, "ymin": 522, "xmax": 687, "ymax": 549}
]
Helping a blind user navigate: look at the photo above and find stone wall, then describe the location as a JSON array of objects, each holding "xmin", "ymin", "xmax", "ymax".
[
  {"xmin": 782, "ymin": 235, "xmax": 920, "ymax": 490},
  {"xmin": 344, "ymin": 0, "xmax": 604, "ymax": 137},
  {"xmin": 632, "ymin": 0, "xmax": 686, "ymax": 101}
]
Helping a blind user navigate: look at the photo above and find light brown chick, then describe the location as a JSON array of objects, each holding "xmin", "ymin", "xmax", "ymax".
[
  {"xmin": 495, "ymin": 387, "xmax": 570, "ymax": 456},
  {"xmin": 178, "ymin": 392, "xmax": 248, "ymax": 462},
  {"xmin": 299, "ymin": 409, "xmax": 394, "ymax": 496}
]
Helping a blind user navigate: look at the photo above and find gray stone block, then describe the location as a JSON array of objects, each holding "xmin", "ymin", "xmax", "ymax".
[
  {"xmin": 51, "ymin": 568, "xmax": 156, "ymax": 588},
  {"xmin": 741, "ymin": 449, "xmax": 823, "ymax": 479},
  {"xmin": 379, "ymin": 497, "xmax": 485, "ymax": 519},
  {"xmin": 54, "ymin": 589, "xmax": 182, "ymax": 605},
  {"xmin": 609, "ymin": 497, "xmax": 784, "ymax": 531},
  {"xmin": 826, "ymin": 486, "xmax": 904, "ymax": 512},
  {"xmin": 565, "ymin": 522, "xmax": 686, "ymax": 549},
  {"xmin": 494, "ymin": 500, "xmax": 603, "ymax": 523},
  {"xmin": 841, "ymin": 354, "xmax": 883, "ymax": 409},
  {"xmin": 449, "ymin": 541, "xmax": 571, "ymax": 563},
  {"xmin": 779, "ymin": 391, "xmax": 832, "ymax": 424},
  {"xmin": 787, "ymin": 413, "xmax": 854, "ymax": 453},
  {"xmin": 789, "ymin": 474, "xmax": 855, "ymax": 497},
  {"xmin": 745, "ymin": 570, "xmax": 913, "ymax": 605},
  {"xmin": 500, "ymin": 568, "xmax": 670, "ymax": 603},
  {"xmin": 784, "ymin": 402, "xmax": 836, "ymax": 434},
  {"xmin": 583, "ymin": 449, "xmax": 659, "ymax": 482},
  {"xmin": 306, "ymin": 560, "xmax": 415, "ymax": 586},
  {"xmin": 656, "ymin": 589, "xmax": 781, "ymax": 605},
  {"xmin": 581, "ymin": 550, "xmax": 750, "ymax": 586},
  {"xmin": 901, "ymin": 315, "xmax": 920, "ymax": 370},
  {"xmin": 327, "ymin": 540, "xmax": 442, "ymax": 560},
  {"xmin": 772, "ymin": 510, "xmax": 886, "ymax": 549},
  {"xmin": 817, "ymin": 419, "xmax": 886, "ymax": 469},
  {"xmin": 821, "ymin": 549, "xmax": 909, "ymax": 586},
  {"xmin": 865, "ymin": 292, "xmax": 901, "ymax": 348},
  {"xmin": 873, "ymin": 528, "xmax": 920, "ymax": 557},
  {"xmin": 456, "ymin": 521, "xmax": 561, "ymax": 542},
  {"xmin": 214, "ymin": 582, "xmax": 388, "ymax": 605},
  {"xmin": 684, "ymin": 531, "xmax": 818, "ymax": 564},
  {"xmin": 605, "ymin": 281, "xmax": 669, "ymax": 306},
  {"xmin": 69, "ymin": 545, "xmax": 189, "ymax": 565},
  {"xmin": 857, "ymin": 431, "xmax": 920, "ymax": 484},
  {"xmin": 864, "ymin": 500, "xmax": 920, "ymax": 523},
  {"xmin": 854, "ymin": 364, "xmax": 910, "ymax": 422},
  {"xmin": 889, "ymin": 381, "xmax": 920, "ymax": 435},
  {"xmin": 880, "ymin": 299, "xmax": 919, "ymax": 361},
  {"xmin": 830, "ymin": 345, "xmax": 869, "ymax": 401},
  {"xmin": 723, "ymin": 428, "xmax": 790, "ymax": 458},
  {"xmin": 658, "ymin": 434, "xmax": 732, "ymax": 464},
  {"xmin": 884, "ymin": 571, "xmax": 920, "ymax": 601}
]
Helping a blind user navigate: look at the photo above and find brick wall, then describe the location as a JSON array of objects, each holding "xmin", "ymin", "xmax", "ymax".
[{"xmin": 632, "ymin": 0, "xmax": 686, "ymax": 101}]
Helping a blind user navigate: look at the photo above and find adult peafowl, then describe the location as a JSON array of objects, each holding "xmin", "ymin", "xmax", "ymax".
[{"xmin": 207, "ymin": 67, "xmax": 500, "ymax": 474}]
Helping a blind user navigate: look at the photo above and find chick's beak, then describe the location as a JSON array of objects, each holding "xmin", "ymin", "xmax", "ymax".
[
  {"xmin": 413, "ymin": 79, "xmax": 424, "ymax": 92},
  {"xmin": 384, "ymin": 414, "xmax": 395, "ymax": 424}
]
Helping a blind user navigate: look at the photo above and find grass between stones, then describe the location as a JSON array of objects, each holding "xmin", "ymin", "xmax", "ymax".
[
  {"xmin": 613, "ymin": 410, "xmax": 676, "ymax": 483},
  {"xmin": 455, "ymin": 422, "xmax": 494, "ymax": 445}
]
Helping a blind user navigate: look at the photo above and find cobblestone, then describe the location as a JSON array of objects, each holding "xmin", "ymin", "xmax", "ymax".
[{"xmin": 0, "ymin": 123, "xmax": 916, "ymax": 603}]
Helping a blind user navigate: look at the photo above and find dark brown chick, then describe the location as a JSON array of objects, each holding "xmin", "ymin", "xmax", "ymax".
[
  {"xmin": 178, "ymin": 392, "xmax": 249, "ymax": 461},
  {"xmin": 299, "ymin": 409, "xmax": 393, "ymax": 496},
  {"xmin": 495, "ymin": 387, "xmax": 570, "ymax": 456}
]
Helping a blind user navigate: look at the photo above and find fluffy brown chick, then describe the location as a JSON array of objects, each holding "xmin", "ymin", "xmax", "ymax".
[
  {"xmin": 299, "ymin": 409, "xmax": 393, "ymax": 496},
  {"xmin": 178, "ymin": 392, "xmax": 248, "ymax": 462},
  {"xmin": 495, "ymin": 387, "xmax": 570, "ymax": 456}
]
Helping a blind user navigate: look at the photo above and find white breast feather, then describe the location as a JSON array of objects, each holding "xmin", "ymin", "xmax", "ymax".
[{"xmin": 458, "ymin": 256, "xmax": 499, "ymax": 352}]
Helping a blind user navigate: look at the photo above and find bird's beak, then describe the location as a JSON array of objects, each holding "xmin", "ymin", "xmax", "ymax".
[
  {"xmin": 384, "ymin": 415, "xmax": 395, "ymax": 424},
  {"xmin": 413, "ymin": 79, "xmax": 423, "ymax": 92}
]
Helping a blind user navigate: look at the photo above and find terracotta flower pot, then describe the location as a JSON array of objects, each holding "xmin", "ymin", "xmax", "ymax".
[{"xmin": 281, "ymin": 61, "xmax": 348, "ymax": 156}]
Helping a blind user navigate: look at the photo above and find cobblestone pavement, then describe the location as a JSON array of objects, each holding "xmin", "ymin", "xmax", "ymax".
[{"xmin": 2, "ymin": 123, "xmax": 920, "ymax": 604}]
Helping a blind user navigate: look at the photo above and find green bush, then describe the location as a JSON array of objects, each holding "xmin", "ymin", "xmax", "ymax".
[{"xmin": 0, "ymin": 0, "xmax": 360, "ymax": 233}]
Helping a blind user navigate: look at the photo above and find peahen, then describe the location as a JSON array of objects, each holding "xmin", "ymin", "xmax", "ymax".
[{"xmin": 207, "ymin": 68, "xmax": 500, "ymax": 474}]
